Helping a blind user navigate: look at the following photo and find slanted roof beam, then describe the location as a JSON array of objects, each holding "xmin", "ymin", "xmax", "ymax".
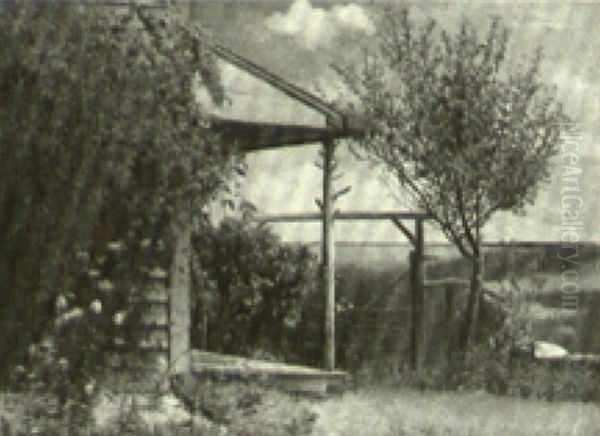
[{"xmin": 205, "ymin": 41, "xmax": 347, "ymax": 129}]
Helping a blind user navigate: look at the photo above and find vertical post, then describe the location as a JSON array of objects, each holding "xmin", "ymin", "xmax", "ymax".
[
  {"xmin": 169, "ymin": 205, "xmax": 191, "ymax": 374},
  {"xmin": 322, "ymin": 140, "xmax": 336, "ymax": 371},
  {"xmin": 166, "ymin": 0, "xmax": 195, "ymax": 375},
  {"xmin": 445, "ymin": 283, "xmax": 455, "ymax": 362},
  {"xmin": 410, "ymin": 218, "xmax": 424, "ymax": 370}
]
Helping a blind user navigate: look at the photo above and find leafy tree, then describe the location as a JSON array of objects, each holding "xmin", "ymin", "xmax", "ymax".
[
  {"xmin": 0, "ymin": 3, "xmax": 234, "ymax": 380},
  {"xmin": 336, "ymin": 10, "xmax": 569, "ymax": 349},
  {"xmin": 191, "ymin": 203, "xmax": 319, "ymax": 362}
]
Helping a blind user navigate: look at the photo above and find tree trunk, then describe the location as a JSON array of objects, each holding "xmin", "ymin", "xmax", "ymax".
[{"xmin": 462, "ymin": 248, "xmax": 483, "ymax": 351}]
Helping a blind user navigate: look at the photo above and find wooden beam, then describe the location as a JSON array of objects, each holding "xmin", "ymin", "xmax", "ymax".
[
  {"xmin": 391, "ymin": 217, "xmax": 416, "ymax": 247},
  {"xmin": 256, "ymin": 211, "xmax": 429, "ymax": 223},
  {"xmin": 167, "ymin": 1, "xmax": 193, "ymax": 376},
  {"xmin": 206, "ymin": 42, "xmax": 346, "ymax": 126},
  {"xmin": 211, "ymin": 118, "xmax": 342, "ymax": 151},
  {"xmin": 334, "ymin": 211, "xmax": 429, "ymax": 221}
]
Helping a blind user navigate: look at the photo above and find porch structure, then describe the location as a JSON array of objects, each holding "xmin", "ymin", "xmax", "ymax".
[{"xmin": 162, "ymin": 17, "xmax": 429, "ymax": 391}]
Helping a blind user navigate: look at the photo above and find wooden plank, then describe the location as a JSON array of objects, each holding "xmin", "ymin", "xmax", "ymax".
[
  {"xmin": 391, "ymin": 217, "xmax": 416, "ymax": 246},
  {"xmin": 257, "ymin": 210, "xmax": 429, "ymax": 223}
]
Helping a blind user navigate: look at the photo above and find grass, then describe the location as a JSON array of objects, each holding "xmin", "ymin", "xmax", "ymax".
[
  {"xmin": 310, "ymin": 388, "xmax": 600, "ymax": 436},
  {"xmin": 3, "ymin": 386, "xmax": 600, "ymax": 435}
]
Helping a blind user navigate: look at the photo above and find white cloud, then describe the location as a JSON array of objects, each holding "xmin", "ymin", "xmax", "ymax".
[
  {"xmin": 265, "ymin": 0, "xmax": 375, "ymax": 50},
  {"xmin": 331, "ymin": 3, "xmax": 375, "ymax": 34}
]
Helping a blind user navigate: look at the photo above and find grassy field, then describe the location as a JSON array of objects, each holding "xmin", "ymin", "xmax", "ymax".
[
  {"xmin": 2, "ymin": 386, "xmax": 600, "ymax": 435},
  {"xmin": 311, "ymin": 388, "xmax": 600, "ymax": 436}
]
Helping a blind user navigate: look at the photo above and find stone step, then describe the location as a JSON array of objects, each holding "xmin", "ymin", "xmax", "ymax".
[{"xmin": 191, "ymin": 350, "xmax": 347, "ymax": 396}]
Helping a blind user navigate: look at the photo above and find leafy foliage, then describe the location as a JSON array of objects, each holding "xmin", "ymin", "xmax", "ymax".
[
  {"xmin": 337, "ymin": 10, "xmax": 568, "ymax": 258},
  {"xmin": 0, "ymin": 3, "xmax": 234, "ymax": 380},
  {"xmin": 191, "ymin": 204, "xmax": 320, "ymax": 362},
  {"xmin": 336, "ymin": 10, "xmax": 569, "ymax": 347}
]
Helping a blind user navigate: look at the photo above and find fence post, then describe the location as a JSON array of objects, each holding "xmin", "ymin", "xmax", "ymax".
[
  {"xmin": 445, "ymin": 283, "xmax": 455, "ymax": 362},
  {"xmin": 410, "ymin": 218, "xmax": 425, "ymax": 370}
]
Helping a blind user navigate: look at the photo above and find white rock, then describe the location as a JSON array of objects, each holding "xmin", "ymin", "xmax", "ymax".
[{"xmin": 533, "ymin": 340, "xmax": 569, "ymax": 359}]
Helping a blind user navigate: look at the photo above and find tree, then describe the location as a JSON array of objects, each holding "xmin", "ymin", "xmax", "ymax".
[
  {"xmin": 336, "ymin": 10, "xmax": 569, "ymax": 350},
  {"xmin": 0, "ymin": 3, "xmax": 234, "ymax": 380}
]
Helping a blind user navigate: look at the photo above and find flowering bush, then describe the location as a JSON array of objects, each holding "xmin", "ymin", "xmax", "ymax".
[{"xmin": 7, "ymin": 235, "xmax": 166, "ymax": 433}]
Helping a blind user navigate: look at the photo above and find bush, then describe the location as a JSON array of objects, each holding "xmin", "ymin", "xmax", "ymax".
[
  {"xmin": 4, "ymin": 237, "xmax": 167, "ymax": 433},
  {"xmin": 391, "ymin": 274, "xmax": 600, "ymax": 404},
  {"xmin": 192, "ymin": 210, "xmax": 320, "ymax": 364}
]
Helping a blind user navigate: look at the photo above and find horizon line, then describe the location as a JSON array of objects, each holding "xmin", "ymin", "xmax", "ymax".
[{"xmin": 286, "ymin": 240, "xmax": 600, "ymax": 248}]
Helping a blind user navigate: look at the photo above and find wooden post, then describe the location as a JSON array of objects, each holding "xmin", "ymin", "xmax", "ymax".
[
  {"xmin": 410, "ymin": 218, "xmax": 424, "ymax": 370},
  {"xmin": 166, "ymin": 0, "xmax": 196, "ymax": 376},
  {"xmin": 445, "ymin": 283, "xmax": 455, "ymax": 362},
  {"xmin": 322, "ymin": 139, "xmax": 336, "ymax": 371},
  {"xmin": 169, "ymin": 205, "xmax": 191, "ymax": 375}
]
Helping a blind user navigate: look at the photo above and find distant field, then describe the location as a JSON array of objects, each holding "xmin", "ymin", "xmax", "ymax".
[
  {"xmin": 305, "ymin": 241, "xmax": 414, "ymax": 270},
  {"xmin": 305, "ymin": 241, "xmax": 600, "ymax": 280},
  {"xmin": 306, "ymin": 241, "xmax": 600, "ymax": 358},
  {"xmin": 311, "ymin": 388, "xmax": 600, "ymax": 436}
]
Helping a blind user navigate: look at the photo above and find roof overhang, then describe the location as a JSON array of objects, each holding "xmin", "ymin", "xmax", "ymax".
[
  {"xmin": 203, "ymin": 39, "xmax": 365, "ymax": 151},
  {"xmin": 211, "ymin": 117, "xmax": 365, "ymax": 152}
]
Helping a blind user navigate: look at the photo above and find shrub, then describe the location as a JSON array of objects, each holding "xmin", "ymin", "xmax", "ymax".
[
  {"xmin": 6, "ymin": 237, "xmax": 167, "ymax": 433},
  {"xmin": 192, "ymin": 210, "xmax": 320, "ymax": 364}
]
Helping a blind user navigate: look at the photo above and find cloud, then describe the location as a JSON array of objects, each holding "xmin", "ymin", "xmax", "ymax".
[
  {"xmin": 331, "ymin": 3, "xmax": 375, "ymax": 34},
  {"xmin": 265, "ymin": 0, "xmax": 375, "ymax": 50}
]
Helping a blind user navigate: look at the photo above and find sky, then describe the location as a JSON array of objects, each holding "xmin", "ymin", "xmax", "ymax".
[{"xmin": 191, "ymin": 1, "xmax": 600, "ymax": 244}]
